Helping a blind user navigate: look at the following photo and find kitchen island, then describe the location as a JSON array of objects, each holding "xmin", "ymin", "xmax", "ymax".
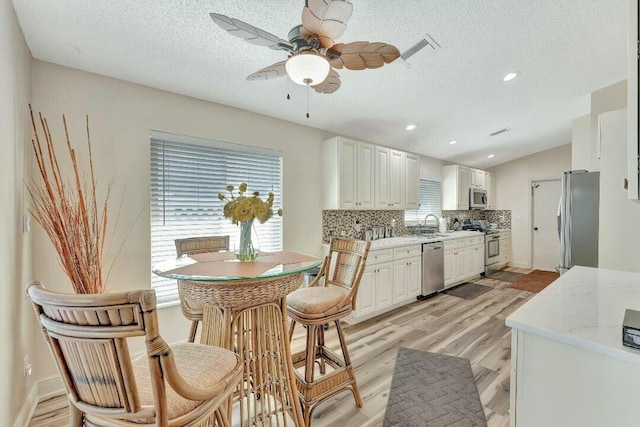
[{"xmin": 506, "ymin": 266, "xmax": 640, "ymax": 427}]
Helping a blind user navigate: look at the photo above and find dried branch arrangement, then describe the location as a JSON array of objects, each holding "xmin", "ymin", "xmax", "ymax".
[{"xmin": 26, "ymin": 105, "xmax": 110, "ymax": 294}]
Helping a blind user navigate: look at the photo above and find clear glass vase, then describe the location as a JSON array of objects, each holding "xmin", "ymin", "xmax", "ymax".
[{"xmin": 236, "ymin": 218, "xmax": 259, "ymax": 261}]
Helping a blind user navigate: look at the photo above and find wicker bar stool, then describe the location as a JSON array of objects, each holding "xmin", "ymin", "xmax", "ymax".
[
  {"xmin": 26, "ymin": 282, "xmax": 242, "ymax": 427},
  {"xmin": 287, "ymin": 238, "xmax": 370, "ymax": 425},
  {"xmin": 174, "ymin": 235, "xmax": 229, "ymax": 342}
]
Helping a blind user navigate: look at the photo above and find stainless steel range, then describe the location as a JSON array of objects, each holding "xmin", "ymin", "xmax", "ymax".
[
  {"xmin": 484, "ymin": 232, "xmax": 501, "ymax": 275},
  {"xmin": 461, "ymin": 220, "xmax": 504, "ymax": 276}
]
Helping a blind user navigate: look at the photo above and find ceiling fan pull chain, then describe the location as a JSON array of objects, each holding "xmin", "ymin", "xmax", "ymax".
[
  {"xmin": 287, "ymin": 78, "xmax": 291, "ymax": 100},
  {"xmin": 306, "ymin": 84, "xmax": 310, "ymax": 118}
]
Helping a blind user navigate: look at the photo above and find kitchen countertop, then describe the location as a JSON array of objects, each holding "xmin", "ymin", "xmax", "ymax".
[
  {"xmin": 367, "ymin": 230, "xmax": 484, "ymax": 250},
  {"xmin": 506, "ymin": 266, "xmax": 640, "ymax": 365}
]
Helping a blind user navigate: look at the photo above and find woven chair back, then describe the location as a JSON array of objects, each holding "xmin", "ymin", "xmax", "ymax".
[
  {"xmin": 26, "ymin": 282, "xmax": 161, "ymax": 418},
  {"xmin": 324, "ymin": 238, "xmax": 371, "ymax": 306},
  {"xmin": 175, "ymin": 235, "xmax": 229, "ymax": 258}
]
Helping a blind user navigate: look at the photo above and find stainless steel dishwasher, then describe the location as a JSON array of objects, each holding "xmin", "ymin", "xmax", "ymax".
[{"xmin": 418, "ymin": 242, "xmax": 444, "ymax": 300}]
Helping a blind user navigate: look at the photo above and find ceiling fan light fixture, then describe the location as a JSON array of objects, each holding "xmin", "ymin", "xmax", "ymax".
[{"xmin": 285, "ymin": 52, "xmax": 330, "ymax": 86}]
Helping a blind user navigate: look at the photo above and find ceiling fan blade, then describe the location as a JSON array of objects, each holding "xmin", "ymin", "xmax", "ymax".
[
  {"xmin": 210, "ymin": 13, "xmax": 293, "ymax": 51},
  {"xmin": 313, "ymin": 68, "xmax": 341, "ymax": 94},
  {"xmin": 328, "ymin": 41, "xmax": 400, "ymax": 70},
  {"xmin": 301, "ymin": 0, "xmax": 353, "ymax": 48},
  {"xmin": 246, "ymin": 61, "xmax": 287, "ymax": 81}
]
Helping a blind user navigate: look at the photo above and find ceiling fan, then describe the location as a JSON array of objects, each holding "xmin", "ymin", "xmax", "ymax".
[{"xmin": 210, "ymin": 0, "xmax": 401, "ymax": 95}]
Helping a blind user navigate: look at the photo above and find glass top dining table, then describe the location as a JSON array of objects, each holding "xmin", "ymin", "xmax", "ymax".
[
  {"xmin": 152, "ymin": 251, "xmax": 322, "ymax": 427},
  {"xmin": 152, "ymin": 253, "xmax": 323, "ymax": 282}
]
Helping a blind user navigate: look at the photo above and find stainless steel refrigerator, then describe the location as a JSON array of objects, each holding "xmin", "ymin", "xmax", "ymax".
[{"xmin": 557, "ymin": 170, "xmax": 600, "ymax": 274}]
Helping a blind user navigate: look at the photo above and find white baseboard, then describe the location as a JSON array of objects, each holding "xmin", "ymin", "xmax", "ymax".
[
  {"xmin": 13, "ymin": 383, "xmax": 38, "ymax": 427},
  {"xmin": 38, "ymin": 375, "xmax": 64, "ymax": 400},
  {"xmin": 510, "ymin": 261, "xmax": 530, "ymax": 269}
]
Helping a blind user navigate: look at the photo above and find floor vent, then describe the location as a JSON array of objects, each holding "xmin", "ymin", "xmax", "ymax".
[{"xmin": 400, "ymin": 33, "xmax": 440, "ymax": 66}]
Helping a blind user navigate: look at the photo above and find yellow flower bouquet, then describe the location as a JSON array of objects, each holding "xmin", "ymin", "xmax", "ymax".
[{"xmin": 218, "ymin": 183, "xmax": 282, "ymax": 261}]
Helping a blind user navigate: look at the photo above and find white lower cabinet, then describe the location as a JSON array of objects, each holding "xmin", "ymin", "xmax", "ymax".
[
  {"xmin": 349, "ymin": 245, "xmax": 421, "ymax": 323},
  {"xmin": 444, "ymin": 250, "xmax": 455, "ymax": 287},
  {"xmin": 393, "ymin": 255, "xmax": 421, "ymax": 302},
  {"xmin": 443, "ymin": 236, "xmax": 485, "ymax": 289},
  {"xmin": 374, "ymin": 262, "xmax": 393, "ymax": 310},
  {"xmin": 406, "ymin": 256, "xmax": 421, "ymax": 297},
  {"xmin": 354, "ymin": 268, "xmax": 376, "ymax": 317}
]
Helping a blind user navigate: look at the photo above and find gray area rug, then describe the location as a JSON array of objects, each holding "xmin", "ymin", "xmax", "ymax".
[
  {"xmin": 487, "ymin": 271, "xmax": 525, "ymax": 282},
  {"xmin": 442, "ymin": 283, "xmax": 493, "ymax": 300},
  {"xmin": 383, "ymin": 348, "xmax": 487, "ymax": 427}
]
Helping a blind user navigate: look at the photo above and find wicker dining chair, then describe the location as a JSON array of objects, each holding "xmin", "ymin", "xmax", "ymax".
[
  {"xmin": 174, "ymin": 235, "xmax": 230, "ymax": 342},
  {"xmin": 26, "ymin": 282, "xmax": 242, "ymax": 427},
  {"xmin": 287, "ymin": 238, "xmax": 371, "ymax": 425}
]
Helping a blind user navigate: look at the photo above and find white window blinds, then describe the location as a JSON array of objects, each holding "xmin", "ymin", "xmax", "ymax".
[
  {"xmin": 404, "ymin": 179, "xmax": 442, "ymax": 225},
  {"xmin": 150, "ymin": 132, "xmax": 283, "ymax": 304}
]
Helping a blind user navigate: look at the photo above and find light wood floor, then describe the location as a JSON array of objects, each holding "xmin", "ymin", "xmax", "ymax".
[{"xmin": 29, "ymin": 267, "xmax": 534, "ymax": 427}]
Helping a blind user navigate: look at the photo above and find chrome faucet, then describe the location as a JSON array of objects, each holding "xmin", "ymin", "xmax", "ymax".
[{"xmin": 424, "ymin": 214, "xmax": 439, "ymax": 227}]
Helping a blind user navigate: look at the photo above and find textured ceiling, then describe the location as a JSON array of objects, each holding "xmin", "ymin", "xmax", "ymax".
[{"xmin": 12, "ymin": 0, "xmax": 628, "ymax": 168}]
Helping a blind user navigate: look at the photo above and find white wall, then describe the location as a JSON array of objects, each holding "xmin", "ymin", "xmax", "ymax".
[
  {"xmin": 489, "ymin": 145, "xmax": 572, "ymax": 268},
  {"xmin": 0, "ymin": 0, "xmax": 34, "ymax": 425},
  {"xmin": 572, "ymin": 114, "xmax": 590, "ymax": 170},
  {"xmin": 419, "ymin": 155, "xmax": 447, "ymax": 181},
  {"xmin": 30, "ymin": 60, "xmax": 331, "ymax": 380},
  {"xmin": 597, "ymin": 109, "xmax": 640, "ymax": 271},
  {"xmin": 588, "ymin": 81, "xmax": 628, "ymax": 171}
]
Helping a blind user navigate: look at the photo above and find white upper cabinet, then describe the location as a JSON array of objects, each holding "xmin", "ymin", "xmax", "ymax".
[
  {"xmin": 443, "ymin": 165, "xmax": 496, "ymax": 210},
  {"xmin": 374, "ymin": 147, "xmax": 391, "ymax": 209},
  {"xmin": 404, "ymin": 153, "xmax": 420, "ymax": 210},
  {"xmin": 324, "ymin": 136, "xmax": 418, "ymax": 210},
  {"xmin": 486, "ymin": 172, "xmax": 496, "ymax": 209},
  {"xmin": 375, "ymin": 147, "xmax": 404, "ymax": 209},
  {"xmin": 442, "ymin": 164, "xmax": 470, "ymax": 210},
  {"xmin": 628, "ymin": 0, "xmax": 639, "ymax": 201},
  {"xmin": 470, "ymin": 168, "xmax": 486, "ymax": 189},
  {"xmin": 322, "ymin": 137, "xmax": 375, "ymax": 209}
]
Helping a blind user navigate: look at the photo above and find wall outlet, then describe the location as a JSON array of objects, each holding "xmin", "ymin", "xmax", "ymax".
[
  {"xmin": 353, "ymin": 219, "xmax": 362, "ymax": 233},
  {"xmin": 23, "ymin": 355, "xmax": 32, "ymax": 378}
]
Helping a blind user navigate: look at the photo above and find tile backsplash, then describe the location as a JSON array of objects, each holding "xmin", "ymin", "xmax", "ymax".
[
  {"xmin": 322, "ymin": 210, "xmax": 408, "ymax": 243},
  {"xmin": 322, "ymin": 209, "xmax": 511, "ymax": 243},
  {"xmin": 442, "ymin": 210, "xmax": 511, "ymax": 229}
]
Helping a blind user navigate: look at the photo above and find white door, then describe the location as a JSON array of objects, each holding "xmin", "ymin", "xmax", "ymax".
[{"xmin": 532, "ymin": 179, "xmax": 562, "ymax": 271}]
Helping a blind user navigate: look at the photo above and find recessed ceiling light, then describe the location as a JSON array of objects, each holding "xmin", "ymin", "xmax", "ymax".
[
  {"xmin": 406, "ymin": 124, "xmax": 417, "ymax": 131},
  {"xmin": 488, "ymin": 154, "xmax": 495, "ymax": 158},
  {"xmin": 502, "ymin": 71, "xmax": 520, "ymax": 82},
  {"xmin": 449, "ymin": 140, "xmax": 458, "ymax": 145}
]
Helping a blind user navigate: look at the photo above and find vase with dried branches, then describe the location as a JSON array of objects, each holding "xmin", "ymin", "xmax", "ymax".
[{"xmin": 26, "ymin": 105, "xmax": 112, "ymax": 294}]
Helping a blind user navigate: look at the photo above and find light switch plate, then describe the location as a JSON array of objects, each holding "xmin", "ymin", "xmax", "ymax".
[{"xmin": 22, "ymin": 214, "xmax": 30, "ymax": 233}]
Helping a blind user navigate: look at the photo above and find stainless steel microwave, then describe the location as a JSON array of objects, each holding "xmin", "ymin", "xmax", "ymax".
[{"xmin": 469, "ymin": 188, "xmax": 487, "ymax": 209}]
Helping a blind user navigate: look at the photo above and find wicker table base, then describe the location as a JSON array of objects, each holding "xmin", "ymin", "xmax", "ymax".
[{"xmin": 185, "ymin": 274, "xmax": 305, "ymax": 427}]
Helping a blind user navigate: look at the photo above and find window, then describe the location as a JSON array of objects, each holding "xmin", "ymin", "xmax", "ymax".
[
  {"xmin": 404, "ymin": 179, "xmax": 442, "ymax": 225},
  {"xmin": 150, "ymin": 132, "xmax": 283, "ymax": 304}
]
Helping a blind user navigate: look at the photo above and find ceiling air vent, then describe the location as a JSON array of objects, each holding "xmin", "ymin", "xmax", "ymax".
[
  {"xmin": 490, "ymin": 127, "xmax": 511, "ymax": 137},
  {"xmin": 400, "ymin": 33, "xmax": 440, "ymax": 66}
]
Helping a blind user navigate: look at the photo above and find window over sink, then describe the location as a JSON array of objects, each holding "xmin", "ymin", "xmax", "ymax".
[{"xmin": 404, "ymin": 179, "xmax": 442, "ymax": 226}]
